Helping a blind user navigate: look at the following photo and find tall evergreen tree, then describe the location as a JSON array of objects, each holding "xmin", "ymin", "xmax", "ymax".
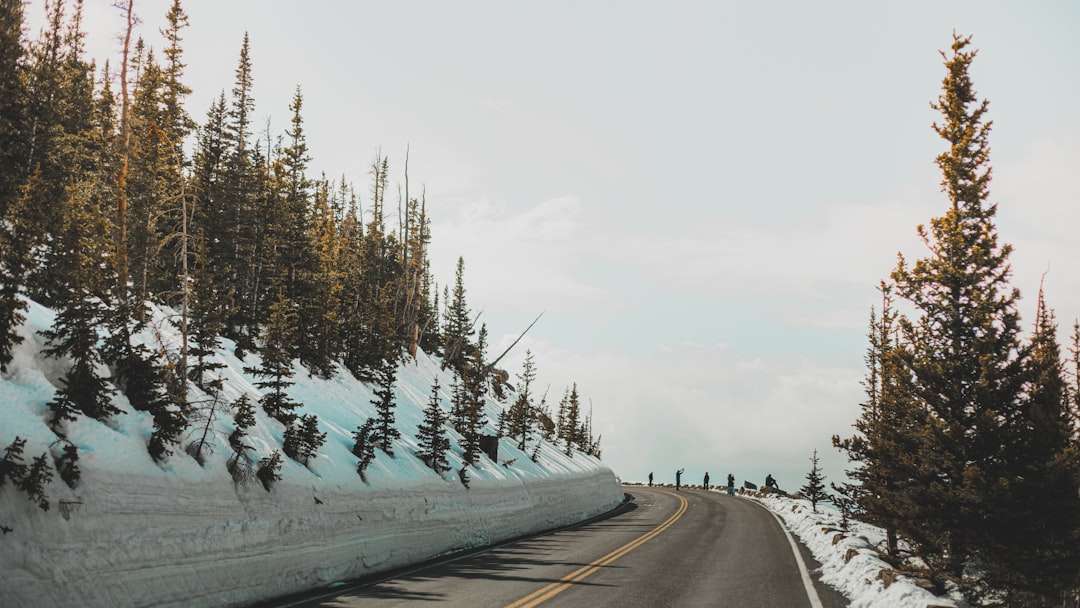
[
  {"xmin": 980, "ymin": 285, "xmax": 1080, "ymax": 604},
  {"xmin": 888, "ymin": 34, "xmax": 1064, "ymax": 598},
  {"xmin": 0, "ymin": 0, "xmax": 28, "ymax": 221},
  {"xmin": 460, "ymin": 324, "xmax": 488, "ymax": 466},
  {"xmin": 833, "ymin": 283, "xmax": 922, "ymax": 558},
  {"xmin": 41, "ymin": 180, "xmax": 119, "ymax": 431}
]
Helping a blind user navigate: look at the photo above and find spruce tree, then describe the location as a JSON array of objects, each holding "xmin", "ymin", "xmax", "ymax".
[
  {"xmin": 460, "ymin": 324, "xmax": 488, "ymax": 466},
  {"xmin": 41, "ymin": 181, "xmax": 119, "ymax": 431},
  {"xmin": 0, "ymin": 0, "xmax": 28, "ymax": 221},
  {"xmin": 441, "ymin": 257, "xmax": 474, "ymax": 375},
  {"xmin": 889, "ymin": 33, "xmax": 1040, "ymax": 594},
  {"xmin": 833, "ymin": 283, "xmax": 921, "ymax": 558},
  {"xmin": 0, "ymin": 0, "xmax": 30, "ymax": 372},
  {"xmin": 227, "ymin": 394, "xmax": 257, "ymax": 482},
  {"xmin": 283, "ymin": 413, "xmax": 326, "ymax": 467},
  {"xmin": 352, "ymin": 418, "xmax": 377, "ymax": 481},
  {"xmin": 20, "ymin": 453, "xmax": 52, "ymax": 511},
  {"xmin": 980, "ymin": 286, "xmax": 1080, "ymax": 604},
  {"xmin": 799, "ymin": 449, "xmax": 827, "ymax": 513},
  {"xmin": 256, "ymin": 450, "xmax": 282, "ymax": 491},
  {"xmin": 53, "ymin": 441, "xmax": 80, "ymax": 489},
  {"xmin": 508, "ymin": 350, "xmax": 537, "ymax": 451},
  {"xmin": 245, "ymin": 294, "xmax": 301, "ymax": 425},
  {"xmin": 368, "ymin": 356, "xmax": 402, "ymax": 456},
  {"xmin": 0, "ymin": 437, "xmax": 28, "ymax": 486},
  {"xmin": 416, "ymin": 378, "xmax": 451, "ymax": 474}
]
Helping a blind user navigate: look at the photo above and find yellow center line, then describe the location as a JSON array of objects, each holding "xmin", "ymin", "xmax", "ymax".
[{"xmin": 505, "ymin": 490, "xmax": 689, "ymax": 608}]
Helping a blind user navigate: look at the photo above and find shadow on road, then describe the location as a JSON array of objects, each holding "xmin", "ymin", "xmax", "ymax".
[{"xmin": 256, "ymin": 494, "xmax": 642, "ymax": 607}]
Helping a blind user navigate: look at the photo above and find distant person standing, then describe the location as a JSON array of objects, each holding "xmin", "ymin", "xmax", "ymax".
[
  {"xmin": 703, "ymin": 471, "xmax": 710, "ymax": 491},
  {"xmin": 676, "ymin": 468, "xmax": 684, "ymax": 491},
  {"xmin": 648, "ymin": 471, "xmax": 653, "ymax": 487},
  {"xmin": 727, "ymin": 473, "xmax": 735, "ymax": 496}
]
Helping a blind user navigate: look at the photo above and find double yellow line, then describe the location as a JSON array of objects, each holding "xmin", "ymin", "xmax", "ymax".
[{"xmin": 505, "ymin": 491, "xmax": 689, "ymax": 608}]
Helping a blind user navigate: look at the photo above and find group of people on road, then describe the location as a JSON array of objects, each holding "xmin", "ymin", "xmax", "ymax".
[{"xmin": 646, "ymin": 470, "xmax": 775, "ymax": 497}]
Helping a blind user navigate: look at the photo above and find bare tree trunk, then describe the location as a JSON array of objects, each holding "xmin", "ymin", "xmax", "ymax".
[{"xmin": 115, "ymin": 0, "xmax": 134, "ymax": 321}]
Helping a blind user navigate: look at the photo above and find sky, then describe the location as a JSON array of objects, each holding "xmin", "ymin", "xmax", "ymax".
[{"xmin": 25, "ymin": 0, "xmax": 1080, "ymax": 489}]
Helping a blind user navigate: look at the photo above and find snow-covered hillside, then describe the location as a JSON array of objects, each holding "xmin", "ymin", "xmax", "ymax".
[{"xmin": 0, "ymin": 300, "xmax": 623, "ymax": 607}]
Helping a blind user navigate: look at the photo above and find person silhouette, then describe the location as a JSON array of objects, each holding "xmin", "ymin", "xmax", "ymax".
[
  {"xmin": 648, "ymin": 471, "xmax": 653, "ymax": 487},
  {"xmin": 703, "ymin": 471, "xmax": 710, "ymax": 491},
  {"xmin": 676, "ymin": 468, "xmax": 684, "ymax": 491},
  {"xmin": 727, "ymin": 473, "xmax": 735, "ymax": 496}
]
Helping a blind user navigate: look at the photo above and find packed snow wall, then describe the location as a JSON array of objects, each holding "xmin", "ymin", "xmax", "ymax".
[{"xmin": 2, "ymin": 466, "xmax": 623, "ymax": 607}]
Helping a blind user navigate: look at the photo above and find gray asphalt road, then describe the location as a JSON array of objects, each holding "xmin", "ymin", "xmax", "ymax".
[{"xmin": 260, "ymin": 485, "xmax": 848, "ymax": 608}]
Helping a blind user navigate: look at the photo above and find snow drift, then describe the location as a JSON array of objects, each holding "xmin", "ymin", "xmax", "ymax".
[{"xmin": 0, "ymin": 300, "xmax": 623, "ymax": 607}]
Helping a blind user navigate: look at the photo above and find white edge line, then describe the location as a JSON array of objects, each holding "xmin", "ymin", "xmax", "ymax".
[{"xmin": 764, "ymin": 507, "xmax": 826, "ymax": 608}]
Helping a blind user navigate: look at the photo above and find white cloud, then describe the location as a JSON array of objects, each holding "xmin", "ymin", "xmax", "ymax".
[{"xmin": 430, "ymin": 195, "xmax": 612, "ymax": 314}]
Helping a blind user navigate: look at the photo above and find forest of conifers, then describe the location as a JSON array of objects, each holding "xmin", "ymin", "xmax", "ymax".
[{"xmin": 0, "ymin": 0, "xmax": 600, "ymax": 488}]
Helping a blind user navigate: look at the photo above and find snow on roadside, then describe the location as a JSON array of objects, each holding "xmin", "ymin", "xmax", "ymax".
[
  {"xmin": 751, "ymin": 492, "xmax": 962, "ymax": 608},
  {"xmin": 0, "ymin": 299, "xmax": 623, "ymax": 607}
]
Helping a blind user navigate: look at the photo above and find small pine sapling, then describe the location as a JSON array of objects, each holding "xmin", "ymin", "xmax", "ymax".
[
  {"xmin": 227, "ymin": 394, "xmax": 257, "ymax": 482},
  {"xmin": 416, "ymin": 378, "xmax": 451, "ymax": 474},
  {"xmin": 800, "ymin": 449, "xmax": 828, "ymax": 513},
  {"xmin": 352, "ymin": 419, "xmax": 377, "ymax": 481},
  {"xmin": 0, "ymin": 437, "xmax": 29, "ymax": 486},
  {"xmin": 283, "ymin": 414, "xmax": 326, "ymax": 466},
  {"xmin": 52, "ymin": 441, "xmax": 81, "ymax": 489},
  {"xmin": 369, "ymin": 357, "xmax": 402, "ymax": 456},
  {"xmin": 256, "ymin": 451, "xmax": 283, "ymax": 491},
  {"xmin": 20, "ymin": 454, "xmax": 53, "ymax": 511}
]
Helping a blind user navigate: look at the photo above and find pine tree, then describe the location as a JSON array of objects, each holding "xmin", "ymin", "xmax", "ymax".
[
  {"xmin": 245, "ymin": 294, "xmax": 301, "ymax": 425},
  {"xmin": 0, "ymin": 438, "xmax": 51, "ymax": 512},
  {"xmin": 799, "ymin": 449, "xmax": 827, "ymax": 513},
  {"xmin": 227, "ymin": 394, "xmax": 257, "ymax": 482},
  {"xmin": 441, "ymin": 257, "xmax": 474, "ymax": 375},
  {"xmin": 460, "ymin": 324, "xmax": 488, "ymax": 466},
  {"xmin": 256, "ymin": 450, "xmax": 282, "ymax": 491},
  {"xmin": 833, "ymin": 283, "xmax": 920, "ymax": 558},
  {"xmin": 508, "ymin": 350, "xmax": 537, "ymax": 451},
  {"xmin": 0, "ymin": 436, "xmax": 28, "ymax": 487},
  {"xmin": 0, "ymin": 0, "xmax": 30, "ymax": 371},
  {"xmin": 0, "ymin": 0, "xmax": 28, "ymax": 221},
  {"xmin": 558, "ymin": 384, "xmax": 582, "ymax": 456},
  {"xmin": 449, "ymin": 369, "xmax": 468, "ymax": 435},
  {"xmin": 889, "ymin": 33, "xmax": 1036, "ymax": 593},
  {"xmin": 41, "ymin": 180, "xmax": 119, "ymax": 431},
  {"xmin": 416, "ymin": 378, "xmax": 451, "ymax": 474},
  {"xmin": 368, "ymin": 356, "xmax": 402, "ymax": 456},
  {"xmin": 979, "ymin": 285, "xmax": 1080, "ymax": 604},
  {"xmin": 212, "ymin": 34, "xmax": 259, "ymax": 354},
  {"xmin": 52, "ymin": 441, "xmax": 80, "ymax": 489},
  {"xmin": 283, "ymin": 413, "xmax": 326, "ymax": 466},
  {"xmin": 20, "ymin": 453, "xmax": 52, "ymax": 511},
  {"xmin": 352, "ymin": 418, "xmax": 377, "ymax": 481}
]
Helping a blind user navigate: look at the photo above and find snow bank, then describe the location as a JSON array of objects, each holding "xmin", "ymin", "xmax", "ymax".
[
  {"xmin": 751, "ymin": 492, "xmax": 962, "ymax": 608},
  {"xmin": 1, "ymin": 300, "xmax": 623, "ymax": 607}
]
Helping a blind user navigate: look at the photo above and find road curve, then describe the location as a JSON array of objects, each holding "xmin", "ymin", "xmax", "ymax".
[{"xmin": 258, "ymin": 485, "xmax": 848, "ymax": 608}]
